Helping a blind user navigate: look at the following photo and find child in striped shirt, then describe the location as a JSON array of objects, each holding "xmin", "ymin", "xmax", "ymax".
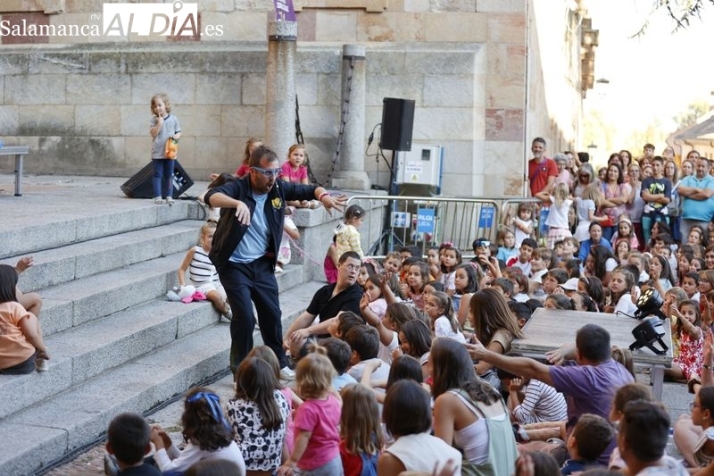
[{"xmin": 177, "ymin": 221, "xmax": 231, "ymax": 320}]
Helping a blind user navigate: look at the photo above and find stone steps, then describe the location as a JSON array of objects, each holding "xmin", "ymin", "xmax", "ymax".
[
  {"xmin": 0, "ymin": 274, "xmax": 323, "ymax": 476},
  {"xmin": 1, "ymin": 198, "xmax": 202, "ymax": 260},
  {"xmin": 0, "ymin": 185, "xmax": 325, "ymax": 476},
  {"xmin": 2, "ymin": 220, "xmax": 203, "ymax": 293}
]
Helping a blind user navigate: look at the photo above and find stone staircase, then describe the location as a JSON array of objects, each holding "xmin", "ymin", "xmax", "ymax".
[{"xmin": 0, "ymin": 199, "xmax": 321, "ymax": 475}]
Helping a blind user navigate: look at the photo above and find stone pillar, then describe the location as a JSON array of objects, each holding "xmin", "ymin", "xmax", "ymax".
[
  {"xmin": 332, "ymin": 44, "xmax": 371, "ymax": 191},
  {"xmin": 264, "ymin": 20, "xmax": 297, "ymax": 160}
]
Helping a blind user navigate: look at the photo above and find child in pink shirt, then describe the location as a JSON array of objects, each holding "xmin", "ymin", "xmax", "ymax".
[{"xmin": 277, "ymin": 349, "xmax": 342, "ymax": 476}]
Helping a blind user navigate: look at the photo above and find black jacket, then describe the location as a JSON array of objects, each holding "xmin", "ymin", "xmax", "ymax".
[{"xmin": 205, "ymin": 175, "xmax": 317, "ymax": 273}]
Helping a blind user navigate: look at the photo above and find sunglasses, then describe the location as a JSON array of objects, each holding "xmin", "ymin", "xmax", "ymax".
[{"xmin": 251, "ymin": 166, "xmax": 282, "ymax": 177}]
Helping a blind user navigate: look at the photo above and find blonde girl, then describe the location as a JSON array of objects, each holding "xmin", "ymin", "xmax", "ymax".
[
  {"xmin": 438, "ymin": 244, "xmax": 462, "ymax": 296},
  {"xmin": 281, "ymin": 144, "xmax": 309, "ymax": 185},
  {"xmin": 535, "ymin": 182, "xmax": 573, "ymax": 250},
  {"xmin": 277, "ymin": 349, "xmax": 342, "ymax": 476},
  {"xmin": 424, "ymin": 291, "xmax": 465, "ymax": 343},
  {"xmin": 177, "ymin": 222, "xmax": 231, "ymax": 320},
  {"xmin": 382, "ymin": 252, "xmax": 402, "ymax": 275},
  {"xmin": 149, "ymin": 92, "xmax": 182, "ymax": 205},
  {"xmin": 334, "ymin": 204, "xmax": 366, "ymax": 258},
  {"xmin": 339, "ymin": 384, "xmax": 384, "ymax": 476},
  {"xmin": 503, "ymin": 202, "xmax": 534, "ymax": 248},
  {"xmin": 574, "ymin": 183, "xmax": 611, "ymax": 241},
  {"xmin": 666, "ymin": 300, "xmax": 703, "ymax": 385},
  {"xmin": 496, "ymin": 228, "xmax": 518, "ymax": 263}
]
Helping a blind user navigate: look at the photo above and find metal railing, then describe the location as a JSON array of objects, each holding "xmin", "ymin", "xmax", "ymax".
[{"xmin": 346, "ymin": 195, "xmax": 543, "ymax": 258}]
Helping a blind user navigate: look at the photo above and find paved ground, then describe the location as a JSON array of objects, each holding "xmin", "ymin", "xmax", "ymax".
[{"xmin": 1, "ymin": 173, "xmax": 697, "ymax": 473}]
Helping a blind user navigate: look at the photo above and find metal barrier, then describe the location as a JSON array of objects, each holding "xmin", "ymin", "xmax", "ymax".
[{"xmin": 345, "ymin": 195, "xmax": 543, "ymax": 258}]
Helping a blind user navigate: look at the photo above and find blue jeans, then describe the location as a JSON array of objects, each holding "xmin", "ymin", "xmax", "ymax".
[
  {"xmin": 642, "ymin": 213, "xmax": 667, "ymax": 245},
  {"xmin": 152, "ymin": 158, "xmax": 175, "ymax": 199},
  {"xmin": 218, "ymin": 257, "xmax": 287, "ymax": 372}
]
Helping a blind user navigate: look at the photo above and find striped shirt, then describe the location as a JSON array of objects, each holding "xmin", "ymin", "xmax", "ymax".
[
  {"xmin": 512, "ymin": 379, "xmax": 568, "ymax": 424},
  {"xmin": 189, "ymin": 246, "xmax": 218, "ymax": 284}
]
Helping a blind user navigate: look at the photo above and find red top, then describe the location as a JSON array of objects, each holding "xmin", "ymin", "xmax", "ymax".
[
  {"xmin": 235, "ymin": 163, "xmax": 250, "ymax": 177},
  {"xmin": 528, "ymin": 157, "xmax": 558, "ymax": 196},
  {"xmin": 340, "ymin": 440, "xmax": 362, "ymax": 476}
]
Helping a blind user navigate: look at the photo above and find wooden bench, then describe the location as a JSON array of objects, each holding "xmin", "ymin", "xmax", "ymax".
[{"xmin": 0, "ymin": 146, "xmax": 30, "ymax": 196}]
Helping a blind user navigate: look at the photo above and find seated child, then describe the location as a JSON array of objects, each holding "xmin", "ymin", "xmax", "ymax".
[
  {"xmin": 320, "ymin": 337, "xmax": 357, "ymax": 392},
  {"xmin": 562, "ymin": 414, "xmax": 614, "ymax": 475},
  {"xmin": 492, "ymin": 277, "xmax": 515, "ymax": 301},
  {"xmin": 507, "ymin": 238, "xmax": 538, "ymax": 278},
  {"xmin": 177, "ymin": 222, "xmax": 231, "ymax": 320},
  {"xmin": 105, "ymin": 412, "xmax": 161, "ymax": 476},
  {"xmin": 345, "ymin": 325, "xmax": 391, "ymax": 385}
]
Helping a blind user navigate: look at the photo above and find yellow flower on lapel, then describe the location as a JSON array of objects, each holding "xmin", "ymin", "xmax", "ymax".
[{"xmin": 272, "ymin": 197, "xmax": 282, "ymax": 209}]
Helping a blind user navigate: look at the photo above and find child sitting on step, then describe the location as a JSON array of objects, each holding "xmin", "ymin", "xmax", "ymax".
[
  {"xmin": 0, "ymin": 264, "xmax": 50, "ymax": 374},
  {"xmin": 177, "ymin": 222, "xmax": 231, "ymax": 320}
]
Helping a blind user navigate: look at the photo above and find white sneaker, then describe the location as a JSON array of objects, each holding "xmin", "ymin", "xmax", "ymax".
[
  {"xmin": 221, "ymin": 304, "xmax": 232, "ymax": 321},
  {"xmin": 167, "ymin": 197, "xmax": 175, "ymax": 206},
  {"xmin": 154, "ymin": 197, "xmax": 165, "ymax": 204},
  {"xmin": 280, "ymin": 366, "xmax": 295, "ymax": 381},
  {"xmin": 36, "ymin": 359, "xmax": 49, "ymax": 372},
  {"xmin": 274, "ymin": 267, "xmax": 284, "ymax": 275}
]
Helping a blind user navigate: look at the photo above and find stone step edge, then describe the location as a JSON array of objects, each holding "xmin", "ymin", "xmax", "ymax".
[
  {"xmin": 3, "ymin": 219, "xmax": 205, "ymax": 293},
  {"xmin": 0, "ymin": 279, "xmax": 324, "ymax": 476}
]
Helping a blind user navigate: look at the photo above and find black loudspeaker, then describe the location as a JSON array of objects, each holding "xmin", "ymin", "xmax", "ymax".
[
  {"xmin": 379, "ymin": 97, "xmax": 415, "ymax": 152},
  {"xmin": 120, "ymin": 160, "xmax": 194, "ymax": 199}
]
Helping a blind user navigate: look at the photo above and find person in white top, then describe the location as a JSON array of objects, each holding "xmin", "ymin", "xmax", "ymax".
[
  {"xmin": 536, "ymin": 182, "xmax": 574, "ymax": 250},
  {"xmin": 378, "ymin": 380, "xmax": 462, "ymax": 476},
  {"xmin": 605, "ymin": 267, "xmax": 639, "ymax": 316},
  {"xmin": 150, "ymin": 388, "xmax": 246, "ymax": 475}
]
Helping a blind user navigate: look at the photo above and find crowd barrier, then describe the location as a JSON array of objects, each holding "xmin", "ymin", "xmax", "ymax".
[{"xmin": 344, "ymin": 195, "xmax": 543, "ymax": 258}]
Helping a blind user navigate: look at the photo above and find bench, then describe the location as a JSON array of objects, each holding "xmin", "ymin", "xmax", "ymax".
[{"xmin": 0, "ymin": 146, "xmax": 30, "ymax": 196}]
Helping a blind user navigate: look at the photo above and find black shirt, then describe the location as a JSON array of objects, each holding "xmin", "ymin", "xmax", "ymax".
[{"xmin": 306, "ymin": 282, "xmax": 363, "ymax": 324}]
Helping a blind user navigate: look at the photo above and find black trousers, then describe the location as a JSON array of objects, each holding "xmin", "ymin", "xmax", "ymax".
[{"xmin": 219, "ymin": 257, "xmax": 287, "ymax": 371}]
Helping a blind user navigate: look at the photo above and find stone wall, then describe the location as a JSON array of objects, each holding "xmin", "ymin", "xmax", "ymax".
[{"xmin": 0, "ymin": 1, "xmax": 584, "ymax": 198}]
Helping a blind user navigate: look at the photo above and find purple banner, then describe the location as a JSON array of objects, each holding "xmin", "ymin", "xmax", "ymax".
[{"xmin": 273, "ymin": 0, "xmax": 296, "ymax": 21}]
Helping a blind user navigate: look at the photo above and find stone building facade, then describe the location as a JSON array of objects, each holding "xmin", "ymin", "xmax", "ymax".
[{"xmin": 0, "ymin": 0, "xmax": 594, "ymax": 197}]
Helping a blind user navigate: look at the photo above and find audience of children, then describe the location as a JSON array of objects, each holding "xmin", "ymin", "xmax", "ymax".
[{"xmin": 54, "ymin": 145, "xmax": 714, "ymax": 475}]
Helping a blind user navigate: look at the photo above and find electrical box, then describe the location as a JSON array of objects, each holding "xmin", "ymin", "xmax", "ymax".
[{"xmin": 396, "ymin": 144, "xmax": 443, "ymax": 188}]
